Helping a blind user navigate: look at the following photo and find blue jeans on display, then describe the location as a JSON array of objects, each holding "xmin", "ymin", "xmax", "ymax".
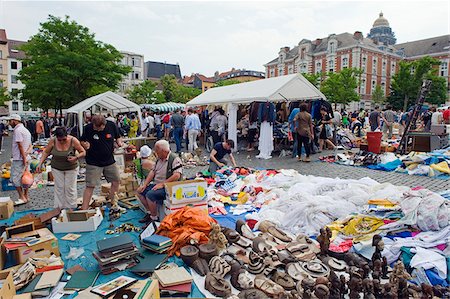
[{"xmin": 173, "ymin": 127, "xmax": 183, "ymax": 152}]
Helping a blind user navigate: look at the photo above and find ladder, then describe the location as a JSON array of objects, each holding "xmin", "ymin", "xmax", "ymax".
[{"xmin": 397, "ymin": 80, "xmax": 432, "ymax": 154}]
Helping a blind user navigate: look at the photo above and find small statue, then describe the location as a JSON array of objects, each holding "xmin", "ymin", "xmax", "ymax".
[
  {"xmin": 315, "ymin": 284, "xmax": 330, "ymax": 299},
  {"xmin": 300, "ymin": 278, "xmax": 315, "ymax": 299},
  {"xmin": 362, "ymin": 278, "xmax": 375, "ymax": 299},
  {"xmin": 371, "ymin": 235, "xmax": 384, "ymax": 265},
  {"xmin": 389, "ymin": 260, "xmax": 412, "ymax": 285},
  {"xmin": 208, "ymin": 223, "xmax": 228, "ymax": 251},
  {"xmin": 317, "ymin": 227, "xmax": 332, "ymax": 255},
  {"xmin": 397, "ymin": 277, "xmax": 409, "ymax": 299},
  {"xmin": 329, "ymin": 271, "xmax": 341, "ymax": 299},
  {"xmin": 381, "ymin": 256, "xmax": 389, "ymax": 279},
  {"xmin": 348, "ymin": 272, "xmax": 363, "ymax": 299},
  {"xmin": 372, "ymin": 279, "xmax": 382, "ymax": 299},
  {"xmin": 340, "ymin": 275, "xmax": 348, "ymax": 298},
  {"xmin": 372, "ymin": 259, "xmax": 382, "ymax": 280},
  {"xmin": 382, "ymin": 283, "xmax": 395, "ymax": 299}
]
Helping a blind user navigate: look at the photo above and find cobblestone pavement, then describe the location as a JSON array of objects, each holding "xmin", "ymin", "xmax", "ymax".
[{"xmin": 1, "ymin": 136, "xmax": 448, "ymax": 211}]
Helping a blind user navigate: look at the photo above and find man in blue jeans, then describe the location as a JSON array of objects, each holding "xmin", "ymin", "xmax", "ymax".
[
  {"xmin": 170, "ymin": 109, "xmax": 184, "ymax": 153},
  {"xmin": 136, "ymin": 140, "xmax": 183, "ymax": 223}
]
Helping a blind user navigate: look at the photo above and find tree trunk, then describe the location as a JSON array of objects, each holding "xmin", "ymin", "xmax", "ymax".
[{"xmin": 403, "ymin": 95, "xmax": 409, "ymax": 112}]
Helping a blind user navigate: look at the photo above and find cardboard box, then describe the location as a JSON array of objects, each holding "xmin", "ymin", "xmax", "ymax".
[
  {"xmin": 101, "ymin": 183, "xmax": 111, "ymax": 194},
  {"xmin": 0, "ymin": 271, "xmax": 16, "ymax": 299},
  {"xmin": 128, "ymin": 279, "xmax": 160, "ymax": 299},
  {"xmin": 164, "ymin": 200, "xmax": 208, "ymax": 216},
  {"xmin": 0, "ymin": 199, "xmax": 13, "ymax": 220},
  {"xmin": 7, "ymin": 228, "xmax": 60, "ymax": 264},
  {"xmin": 51, "ymin": 208, "xmax": 103, "ymax": 233},
  {"xmin": 164, "ymin": 180, "xmax": 207, "ymax": 205},
  {"xmin": 13, "ymin": 294, "xmax": 31, "ymax": 299}
]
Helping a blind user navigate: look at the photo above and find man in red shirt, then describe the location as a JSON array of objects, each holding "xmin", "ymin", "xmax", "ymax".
[{"xmin": 443, "ymin": 107, "xmax": 450, "ymax": 124}]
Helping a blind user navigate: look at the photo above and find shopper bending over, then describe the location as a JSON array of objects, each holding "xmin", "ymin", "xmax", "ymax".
[
  {"xmin": 136, "ymin": 140, "xmax": 183, "ymax": 223},
  {"xmin": 209, "ymin": 139, "xmax": 237, "ymax": 174}
]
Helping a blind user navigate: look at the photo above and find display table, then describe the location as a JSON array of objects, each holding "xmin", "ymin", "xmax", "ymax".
[{"xmin": 122, "ymin": 136, "xmax": 157, "ymax": 148}]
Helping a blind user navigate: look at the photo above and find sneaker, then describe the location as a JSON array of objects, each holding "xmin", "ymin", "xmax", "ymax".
[{"xmin": 139, "ymin": 214, "xmax": 153, "ymax": 223}]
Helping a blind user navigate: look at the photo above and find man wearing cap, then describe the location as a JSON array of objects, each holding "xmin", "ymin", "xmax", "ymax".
[{"xmin": 8, "ymin": 114, "xmax": 32, "ymax": 203}]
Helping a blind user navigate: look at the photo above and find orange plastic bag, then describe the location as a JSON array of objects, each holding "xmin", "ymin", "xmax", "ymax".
[
  {"xmin": 21, "ymin": 169, "xmax": 34, "ymax": 188},
  {"xmin": 156, "ymin": 206, "xmax": 217, "ymax": 256}
]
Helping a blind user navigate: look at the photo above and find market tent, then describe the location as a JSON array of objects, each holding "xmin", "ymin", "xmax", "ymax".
[
  {"xmin": 67, "ymin": 91, "xmax": 143, "ymax": 135},
  {"xmin": 141, "ymin": 102, "xmax": 185, "ymax": 112},
  {"xmin": 186, "ymin": 74, "xmax": 327, "ymax": 150},
  {"xmin": 186, "ymin": 73, "xmax": 326, "ymax": 106}
]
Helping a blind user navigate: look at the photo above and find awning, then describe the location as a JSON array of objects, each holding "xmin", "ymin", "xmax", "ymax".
[
  {"xmin": 67, "ymin": 91, "xmax": 142, "ymax": 114},
  {"xmin": 186, "ymin": 73, "xmax": 326, "ymax": 106},
  {"xmin": 141, "ymin": 102, "xmax": 185, "ymax": 112}
]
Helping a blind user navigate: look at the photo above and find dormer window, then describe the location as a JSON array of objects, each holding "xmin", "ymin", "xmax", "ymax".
[{"xmin": 328, "ymin": 42, "xmax": 336, "ymax": 54}]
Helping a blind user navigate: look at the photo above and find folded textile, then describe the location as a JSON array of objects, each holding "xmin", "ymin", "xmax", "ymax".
[{"xmin": 410, "ymin": 247, "xmax": 447, "ymax": 279}]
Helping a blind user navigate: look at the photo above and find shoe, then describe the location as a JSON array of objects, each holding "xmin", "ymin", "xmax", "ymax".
[
  {"xmin": 303, "ymin": 157, "xmax": 311, "ymax": 162},
  {"xmin": 138, "ymin": 214, "xmax": 153, "ymax": 223}
]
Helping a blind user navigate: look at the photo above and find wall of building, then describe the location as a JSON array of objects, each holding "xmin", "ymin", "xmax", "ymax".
[
  {"xmin": 0, "ymin": 43, "xmax": 7, "ymax": 89},
  {"xmin": 118, "ymin": 51, "xmax": 145, "ymax": 96}
]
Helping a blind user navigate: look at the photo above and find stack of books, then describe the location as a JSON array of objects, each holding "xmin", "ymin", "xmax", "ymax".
[
  {"xmin": 141, "ymin": 234, "xmax": 172, "ymax": 253},
  {"xmin": 154, "ymin": 266, "xmax": 193, "ymax": 297},
  {"xmin": 93, "ymin": 235, "xmax": 139, "ymax": 274}
]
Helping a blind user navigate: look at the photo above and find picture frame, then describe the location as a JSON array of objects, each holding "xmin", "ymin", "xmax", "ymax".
[{"xmin": 90, "ymin": 275, "xmax": 136, "ymax": 297}]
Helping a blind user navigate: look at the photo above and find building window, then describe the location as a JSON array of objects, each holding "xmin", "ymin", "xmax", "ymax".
[
  {"xmin": 32, "ymin": 107, "xmax": 38, "ymax": 111},
  {"xmin": 288, "ymin": 65, "xmax": 293, "ymax": 74},
  {"xmin": 316, "ymin": 62, "xmax": 322, "ymax": 74},
  {"xmin": 381, "ymin": 82, "xmax": 386, "ymax": 94},
  {"xmin": 11, "ymin": 61, "xmax": 18, "ymax": 70},
  {"xmin": 362, "ymin": 57, "xmax": 367, "ymax": 72},
  {"xmin": 270, "ymin": 69, "xmax": 275, "ymax": 77},
  {"xmin": 203, "ymin": 86, "xmax": 208, "ymax": 91},
  {"xmin": 371, "ymin": 80, "xmax": 376, "ymax": 92},
  {"xmin": 11, "ymin": 75, "xmax": 18, "ymax": 84},
  {"xmin": 391, "ymin": 62, "xmax": 396, "ymax": 75},
  {"xmin": 372, "ymin": 58, "xmax": 377, "ymax": 75},
  {"xmin": 342, "ymin": 57, "xmax": 349, "ymax": 69},
  {"xmin": 328, "ymin": 59, "xmax": 334, "ymax": 73},
  {"xmin": 0, "ymin": 64, "xmax": 2, "ymax": 74},
  {"xmin": 132, "ymin": 57, "xmax": 141, "ymax": 67},
  {"xmin": 0, "ymin": 81, "xmax": 2, "ymax": 88},
  {"xmin": 382, "ymin": 60, "xmax": 386, "ymax": 75},
  {"xmin": 328, "ymin": 42, "xmax": 336, "ymax": 54},
  {"xmin": 440, "ymin": 61, "xmax": 448, "ymax": 77},
  {"xmin": 0, "ymin": 50, "xmax": 2, "ymax": 59},
  {"xmin": 278, "ymin": 66, "xmax": 284, "ymax": 76},
  {"xmin": 23, "ymin": 102, "xmax": 30, "ymax": 111},
  {"xmin": 300, "ymin": 63, "xmax": 307, "ymax": 74},
  {"xmin": 360, "ymin": 79, "xmax": 366, "ymax": 94},
  {"xmin": 133, "ymin": 72, "xmax": 140, "ymax": 80},
  {"xmin": 12, "ymin": 101, "xmax": 19, "ymax": 111}
]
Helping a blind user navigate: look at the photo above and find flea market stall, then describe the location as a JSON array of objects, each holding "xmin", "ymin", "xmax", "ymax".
[
  {"xmin": 186, "ymin": 73, "xmax": 328, "ymax": 154},
  {"xmin": 66, "ymin": 91, "xmax": 143, "ymax": 136},
  {"xmin": 141, "ymin": 102, "xmax": 186, "ymax": 112}
]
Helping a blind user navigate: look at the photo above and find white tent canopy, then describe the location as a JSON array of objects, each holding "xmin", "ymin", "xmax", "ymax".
[
  {"xmin": 186, "ymin": 74, "xmax": 326, "ymax": 151},
  {"xmin": 186, "ymin": 73, "xmax": 326, "ymax": 106},
  {"xmin": 67, "ymin": 91, "xmax": 142, "ymax": 135}
]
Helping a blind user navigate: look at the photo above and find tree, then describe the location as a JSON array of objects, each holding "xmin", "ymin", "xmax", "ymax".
[
  {"xmin": 175, "ymin": 85, "xmax": 201, "ymax": 103},
  {"xmin": 214, "ymin": 79, "xmax": 242, "ymax": 87},
  {"xmin": 127, "ymin": 80, "xmax": 159, "ymax": 104},
  {"xmin": 160, "ymin": 74, "xmax": 179, "ymax": 102},
  {"xmin": 320, "ymin": 68, "xmax": 362, "ymax": 108},
  {"xmin": 19, "ymin": 15, "xmax": 131, "ymax": 116},
  {"xmin": 0, "ymin": 81, "xmax": 10, "ymax": 106},
  {"xmin": 372, "ymin": 85, "xmax": 386, "ymax": 104},
  {"xmin": 389, "ymin": 56, "xmax": 447, "ymax": 111},
  {"xmin": 302, "ymin": 73, "xmax": 322, "ymax": 88}
]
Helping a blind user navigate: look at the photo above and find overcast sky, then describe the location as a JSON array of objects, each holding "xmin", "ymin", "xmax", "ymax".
[{"xmin": 1, "ymin": 1, "xmax": 449, "ymax": 76}]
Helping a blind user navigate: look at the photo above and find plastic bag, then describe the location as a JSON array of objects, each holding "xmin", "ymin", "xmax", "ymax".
[{"xmin": 21, "ymin": 169, "xmax": 34, "ymax": 188}]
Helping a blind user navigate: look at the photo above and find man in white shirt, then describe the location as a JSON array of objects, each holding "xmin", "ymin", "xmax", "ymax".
[
  {"xmin": 431, "ymin": 107, "xmax": 443, "ymax": 125},
  {"xmin": 7, "ymin": 114, "xmax": 32, "ymax": 203}
]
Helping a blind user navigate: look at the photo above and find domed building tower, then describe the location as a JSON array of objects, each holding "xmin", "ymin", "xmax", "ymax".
[{"xmin": 367, "ymin": 12, "xmax": 396, "ymax": 45}]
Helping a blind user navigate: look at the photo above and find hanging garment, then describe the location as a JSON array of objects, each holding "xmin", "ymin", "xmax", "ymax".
[
  {"xmin": 257, "ymin": 102, "xmax": 276, "ymax": 124},
  {"xmin": 256, "ymin": 121, "xmax": 274, "ymax": 159},
  {"xmin": 249, "ymin": 102, "xmax": 260, "ymax": 123}
]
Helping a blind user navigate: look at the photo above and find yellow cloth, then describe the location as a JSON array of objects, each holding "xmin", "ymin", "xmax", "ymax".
[
  {"xmin": 430, "ymin": 161, "xmax": 450, "ymax": 174},
  {"xmin": 220, "ymin": 192, "xmax": 249, "ymax": 205},
  {"xmin": 367, "ymin": 198, "xmax": 396, "ymax": 206},
  {"xmin": 331, "ymin": 215, "xmax": 385, "ymax": 238}
]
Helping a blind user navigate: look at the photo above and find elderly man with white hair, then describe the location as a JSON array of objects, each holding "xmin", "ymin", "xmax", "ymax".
[{"xmin": 136, "ymin": 140, "xmax": 183, "ymax": 223}]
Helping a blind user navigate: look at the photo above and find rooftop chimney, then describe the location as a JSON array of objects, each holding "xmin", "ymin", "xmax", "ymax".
[{"xmin": 354, "ymin": 31, "xmax": 363, "ymax": 40}]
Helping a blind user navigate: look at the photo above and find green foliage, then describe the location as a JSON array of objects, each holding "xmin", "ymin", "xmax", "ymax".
[
  {"xmin": 0, "ymin": 81, "xmax": 10, "ymax": 106},
  {"xmin": 127, "ymin": 80, "xmax": 158, "ymax": 104},
  {"xmin": 19, "ymin": 15, "xmax": 131, "ymax": 112},
  {"xmin": 302, "ymin": 73, "xmax": 322, "ymax": 88},
  {"xmin": 160, "ymin": 74, "xmax": 179, "ymax": 102},
  {"xmin": 372, "ymin": 85, "xmax": 386, "ymax": 104},
  {"xmin": 320, "ymin": 68, "xmax": 362, "ymax": 106},
  {"xmin": 214, "ymin": 79, "xmax": 242, "ymax": 87},
  {"xmin": 160, "ymin": 74, "xmax": 201, "ymax": 103},
  {"xmin": 389, "ymin": 56, "xmax": 447, "ymax": 110}
]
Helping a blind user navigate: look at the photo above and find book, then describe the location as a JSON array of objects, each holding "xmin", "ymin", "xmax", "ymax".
[
  {"xmin": 159, "ymin": 281, "xmax": 191, "ymax": 293},
  {"xmin": 97, "ymin": 235, "xmax": 133, "ymax": 253},
  {"xmin": 130, "ymin": 253, "xmax": 168, "ymax": 274},
  {"xmin": 141, "ymin": 242, "xmax": 171, "ymax": 254},
  {"xmin": 61, "ymin": 233, "xmax": 81, "ymax": 241},
  {"xmin": 143, "ymin": 234, "xmax": 171, "ymax": 247},
  {"xmin": 154, "ymin": 267, "xmax": 193, "ymax": 287},
  {"xmin": 91, "ymin": 275, "xmax": 136, "ymax": 297},
  {"xmin": 64, "ymin": 271, "xmax": 99, "ymax": 290}
]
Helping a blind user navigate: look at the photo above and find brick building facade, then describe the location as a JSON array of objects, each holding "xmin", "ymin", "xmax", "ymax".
[{"xmin": 265, "ymin": 13, "xmax": 450, "ymax": 108}]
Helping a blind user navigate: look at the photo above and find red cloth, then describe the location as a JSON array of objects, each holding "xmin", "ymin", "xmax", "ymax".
[{"xmin": 329, "ymin": 239, "xmax": 353, "ymax": 253}]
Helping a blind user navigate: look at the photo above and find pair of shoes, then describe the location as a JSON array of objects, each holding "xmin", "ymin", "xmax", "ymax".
[{"xmin": 139, "ymin": 214, "xmax": 153, "ymax": 223}]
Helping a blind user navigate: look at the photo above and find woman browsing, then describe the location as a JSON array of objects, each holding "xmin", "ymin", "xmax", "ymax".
[{"xmin": 37, "ymin": 127, "xmax": 86, "ymax": 209}]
